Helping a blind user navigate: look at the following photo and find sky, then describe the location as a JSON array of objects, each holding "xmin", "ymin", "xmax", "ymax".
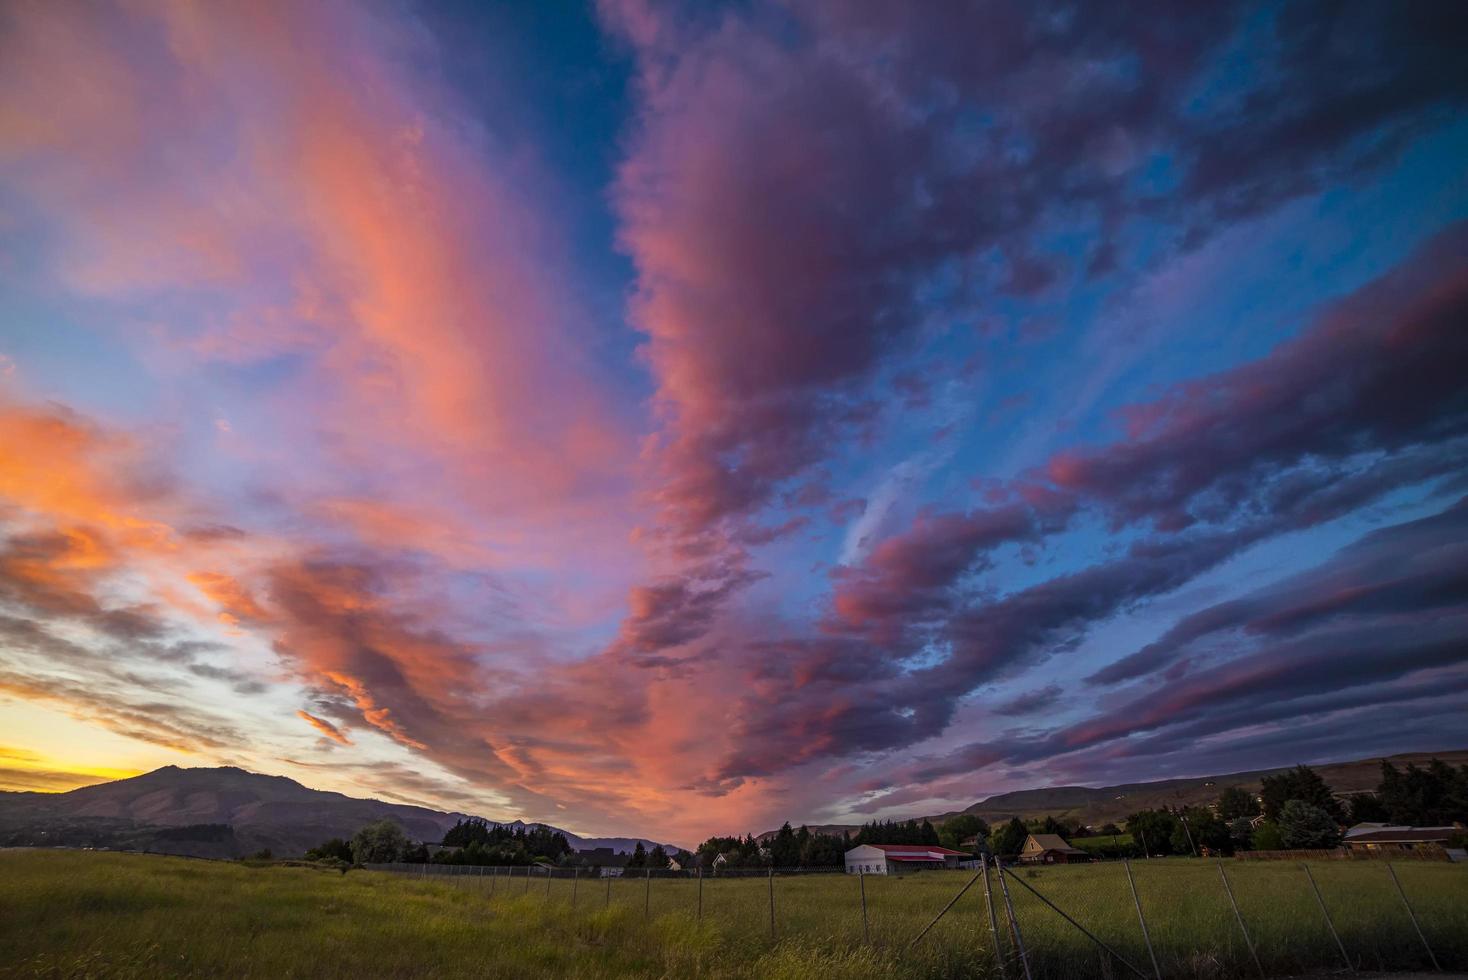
[{"xmin": 0, "ymin": 0, "xmax": 1465, "ymax": 848}]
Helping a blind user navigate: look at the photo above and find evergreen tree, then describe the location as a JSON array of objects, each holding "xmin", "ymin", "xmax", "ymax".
[
  {"xmin": 626, "ymin": 841, "xmax": 647, "ymax": 869},
  {"xmin": 1259, "ymin": 765, "xmax": 1343, "ymax": 822},
  {"xmin": 1216, "ymin": 786, "xmax": 1259, "ymax": 820},
  {"xmin": 991, "ymin": 817, "xmax": 1028, "ymax": 857},
  {"xmin": 647, "ymin": 844, "xmax": 669, "ymax": 869},
  {"xmin": 1278, "ymin": 800, "xmax": 1341, "ymax": 849}
]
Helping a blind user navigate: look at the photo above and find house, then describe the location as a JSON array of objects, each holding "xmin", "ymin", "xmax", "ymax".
[
  {"xmin": 1343, "ymin": 823, "xmax": 1458, "ymax": 854},
  {"xmin": 844, "ymin": 843, "xmax": 969, "ymax": 874},
  {"xmin": 1018, "ymin": 833, "xmax": 1089, "ymax": 864}
]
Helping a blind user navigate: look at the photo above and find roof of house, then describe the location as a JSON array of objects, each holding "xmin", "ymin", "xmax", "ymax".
[
  {"xmin": 1025, "ymin": 834, "xmax": 1085, "ymax": 854},
  {"xmin": 1343, "ymin": 825, "xmax": 1456, "ymax": 844},
  {"xmin": 848, "ymin": 843, "xmax": 968, "ymax": 860}
]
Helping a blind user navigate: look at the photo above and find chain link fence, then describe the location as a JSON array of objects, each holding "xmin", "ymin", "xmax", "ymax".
[{"xmin": 365, "ymin": 856, "xmax": 1467, "ymax": 977}]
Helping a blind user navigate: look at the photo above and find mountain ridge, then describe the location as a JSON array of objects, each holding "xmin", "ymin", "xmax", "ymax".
[
  {"xmin": 0, "ymin": 765, "xmax": 675, "ymax": 859},
  {"xmin": 761, "ymin": 748, "xmax": 1468, "ymax": 839}
]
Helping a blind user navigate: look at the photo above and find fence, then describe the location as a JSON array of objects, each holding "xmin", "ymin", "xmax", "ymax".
[{"xmin": 365, "ymin": 856, "xmax": 1467, "ymax": 978}]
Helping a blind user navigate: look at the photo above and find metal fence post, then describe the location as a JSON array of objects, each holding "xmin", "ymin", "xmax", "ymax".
[
  {"xmin": 767, "ymin": 865, "xmax": 776, "ymax": 940},
  {"xmin": 1302, "ymin": 863, "xmax": 1353, "ymax": 973},
  {"xmin": 1002, "ymin": 865, "xmax": 1149, "ymax": 979},
  {"xmin": 981, "ymin": 856, "xmax": 1007, "ymax": 980},
  {"xmin": 995, "ymin": 858, "xmax": 1033, "ymax": 980},
  {"xmin": 546, "ymin": 865, "xmax": 552, "ymax": 898},
  {"xmin": 605, "ymin": 872, "xmax": 612, "ymax": 908},
  {"xmin": 572, "ymin": 867, "xmax": 579, "ymax": 909},
  {"xmin": 1385, "ymin": 862, "xmax": 1440, "ymax": 972},
  {"xmin": 1216, "ymin": 861, "xmax": 1264, "ymax": 979},
  {"xmin": 524, "ymin": 865, "xmax": 531, "ymax": 895},
  {"xmin": 697, "ymin": 866, "xmax": 703, "ymax": 922},
  {"xmin": 858, "ymin": 870, "xmax": 870, "ymax": 946},
  {"xmin": 1123, "ymin": 858, "xmax": 1162, "ymax": 980},
  {"xmin": 490, "ymin": 865, "xmax": 497, "ymax": 897}
]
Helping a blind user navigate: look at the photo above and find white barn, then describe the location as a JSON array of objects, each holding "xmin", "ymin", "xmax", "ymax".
[{"xmin": 844, "ymin": 843, "xmax": 969, "ymax": 874}]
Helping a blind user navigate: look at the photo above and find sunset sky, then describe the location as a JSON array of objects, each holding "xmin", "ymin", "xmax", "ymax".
[{"xmin": 1, "ymin": 0, "xmax": 1465, "ymax": 846}]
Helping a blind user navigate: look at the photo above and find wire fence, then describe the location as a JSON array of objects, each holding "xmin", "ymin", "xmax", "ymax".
[{"xmin": 365, "ymin": 856, "xmax": 1467, "ymax": 978}]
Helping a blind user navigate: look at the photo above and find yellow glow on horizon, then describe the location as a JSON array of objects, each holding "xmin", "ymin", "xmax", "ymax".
[{"xmin": 0, "ymin": 699, "xmax": 189, "ymax": 792}]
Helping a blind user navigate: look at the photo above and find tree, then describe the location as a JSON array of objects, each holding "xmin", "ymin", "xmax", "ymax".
[
  {"xmin": 937, "ymin": 814, "xmax": 989, "ymax": 852},
  {"xmin": 1259, "ymin": 765, "xmax": 1343, "ymax": 822},
  {"xmin": 647, "ymin": 844, "xmax": 669, "ymax": 869},
  {"xmin": 1377, "ymin": 760, "xmax": 1468, "ymax": 825},
  {"xmin": 1278, "ymin": 801, "xmax": 1341, "ymax": 849},
  {"xmin": 1126, "ymin": 810, "xmax": 1183, "ymax": 857},
  {"xmin": 1216, "ymin": 786, "xmax": 1259, "ymax": 820},
  {"xmin": 991, "ymin": 818, "xmax": 1028, "ymax": 857},
  {"xmin": 1347, "ymin": 793, "xmax": 1390, "ymax": 824},
  {"xmin": 305, "ymin": 837, "xmax": 353, "ymax": 863},
  {"xmin": 351, "ymin": 820, "xmax": 409, "ymax": 864},
  {"xmin": 626, "ymin": 841, "xmax": 647, "ymax": 869},
  {"xmin": 770, "ymin": 822, "xmax": 801, "ymax": 867},
  {"xmin": 1227, "ymin": 817, "xmax": 1255, "ymax": 850},
  {"xmin": 1250, "ymin": 822, "xmax": 1284, "ymax": 851}
]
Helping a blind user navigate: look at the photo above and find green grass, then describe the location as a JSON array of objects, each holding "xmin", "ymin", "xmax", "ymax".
[
  {"xmin": 1, "ymin": 851, "xmax": 1464, "ymax": 979},
  {"xmin": 1070, "ymin": 833, "xmax": 1134, "ymax": 853}
]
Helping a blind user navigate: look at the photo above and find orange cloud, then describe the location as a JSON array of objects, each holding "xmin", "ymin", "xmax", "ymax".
[{"xmin": 296, "ymin": 710, "xmax": 352, "ymax": 746}]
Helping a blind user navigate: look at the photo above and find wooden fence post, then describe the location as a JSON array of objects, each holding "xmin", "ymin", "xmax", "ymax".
[
  {"xmin": 1123, "ymin": 858, "xmax": 1162, "ymax": 980},
  {"xmin": 767, "ymin": 865, "xmax": 777, "ymax": 940}
]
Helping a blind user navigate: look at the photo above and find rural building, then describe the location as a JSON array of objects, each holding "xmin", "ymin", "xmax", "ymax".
[
  {"xmin": 1018, "ymin": 833, "xmax": 1089, "ymax": 864},
  {"xmin": 844, "ymin": 843, "xmax": 968, "ymax": 874},
  {"xmin": 1343, "ymin": 823, "xmax": 1458, "ymax": 854}
]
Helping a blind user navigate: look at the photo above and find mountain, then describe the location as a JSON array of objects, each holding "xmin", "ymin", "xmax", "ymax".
[
  {"xmin": 0, "ymin": 765, "xmax": 674, "ymax": 859},
  {"xmin": 761, "ymin": 749, "xmax": 1468, "ymax": 839}
]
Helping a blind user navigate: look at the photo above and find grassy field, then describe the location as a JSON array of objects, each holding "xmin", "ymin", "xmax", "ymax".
[{"xmin": 1, "ymin": 851, "xmax": 1465, "ymax": 979}]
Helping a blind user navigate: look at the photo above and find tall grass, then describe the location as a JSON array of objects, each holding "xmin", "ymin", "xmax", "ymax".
[{"xmin": 1, "ymin": 851, "xmax": 1463, "ymax": 978}]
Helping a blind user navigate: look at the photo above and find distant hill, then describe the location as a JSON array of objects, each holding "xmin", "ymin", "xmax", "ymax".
[
  {"xmin": 761, "ymin": 749, "xmax": 1468, "ymax": 839},
  {"xmin": 0, "ymin": 765, "xmax": 674, "ymax": 860}
]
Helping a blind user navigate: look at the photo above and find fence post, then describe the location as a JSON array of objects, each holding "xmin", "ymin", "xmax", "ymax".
[
  {"xmin": 572, "ymin": 867, "xmax": 579, "ymax": 910},
  {"xmin": 1216, "ymin": 861, "xmax": 1264, "ymax": 979},
  {"xmin": 1385, "ymin": 862, "xmax": 1440, "ymax": 972},
  {"xmin": 697, "ymin": 865, "xmax": 704, "ymax": 923},
  {"xmin": 524, "ymin": 865, "xmax": 531, "ymax": 895},
  {"xmin": 1302, "ymin": 863, "xmax": 1353, "ymax": 973},
  {"xmin": 981, "ymin": 855, "xmax": 1007, "ymax": 980},
  {"xmin": 546, "ymin": 865, "xmax": 552, "ymax": 898},
  {"xmin": 768, "ymin": 865, "xmax": 776, "ymax": 940},
  {"xmin": 995, "ymin": 859, "xmax": 1033, "ymax": 980},
  {"xmin": 1002, "ymin": 865, "xmax": 1149, "ymax": 980},
  {"xmin": 490, "ymin": 865, "xmax": 497, "ymax": 897},
  {"xmin": 605, "ymin": 871, "xmax": 612, "ymax": 908},
  {"xmin": 1123, "ymin": 858, "xmax": 1162, "ymax": 980},
  {"xmin": 858, "ymin": 870, "xmax": 871, "ymax": 946}
]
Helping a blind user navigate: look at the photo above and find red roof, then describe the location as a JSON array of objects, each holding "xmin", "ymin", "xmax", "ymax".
[{"xmin": 863, "ymin": 844, "xmax": 968, "ymax": 856}]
